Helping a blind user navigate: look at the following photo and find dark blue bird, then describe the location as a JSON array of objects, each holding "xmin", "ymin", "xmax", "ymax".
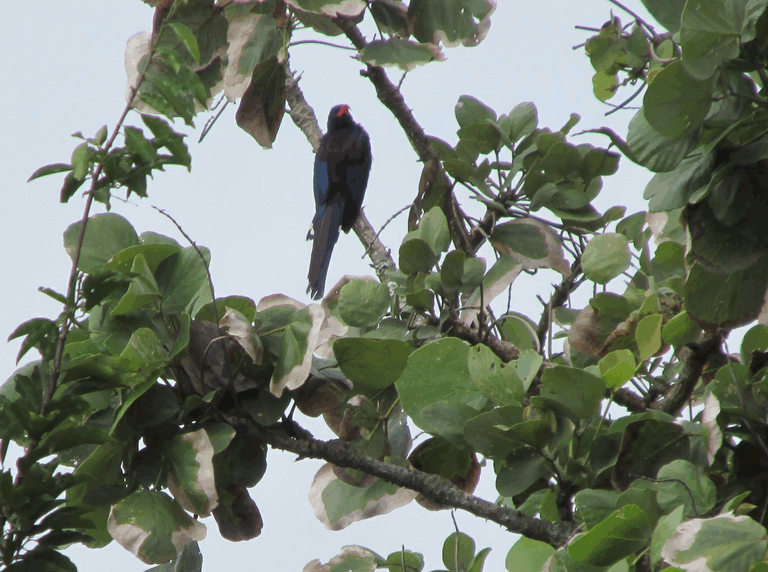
[{"xmin": 307, "ymin": 104, "xmax": 372, "ymax": 299}]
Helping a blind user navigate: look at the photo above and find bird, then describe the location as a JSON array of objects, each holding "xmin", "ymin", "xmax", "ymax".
[{"xmin": 307, "ymin": 104, "xmax": 372, "ymax": 300}]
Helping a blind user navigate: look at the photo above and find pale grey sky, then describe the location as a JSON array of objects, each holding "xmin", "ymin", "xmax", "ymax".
[{"xmin": 1, "ymin": 1, "xmax": 654, "ymax": 570}]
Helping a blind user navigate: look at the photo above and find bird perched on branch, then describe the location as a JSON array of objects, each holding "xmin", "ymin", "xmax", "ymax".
[{"xmin": 307, "ymin": 104, "xmax": 372, "ymax": 300}]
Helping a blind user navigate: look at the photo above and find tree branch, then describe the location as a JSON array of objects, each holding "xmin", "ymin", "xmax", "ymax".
[
  {"xmin": 653, "ymin": 334, "xmax": 723, "ymax": 415},
  {"xmin": 535, "ymin": 261, "xmax": 583, "ymax": 350},
  {"xmin": 230, "ymin": 416, "xmax": 573, "ymax": 548},
  {"xmin": 443, "ymin": 319, "xmax": 520, "ymax": 362}
]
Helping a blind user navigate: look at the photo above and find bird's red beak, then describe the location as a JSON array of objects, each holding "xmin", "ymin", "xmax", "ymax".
[{"xmin": 336, "ymin": 104, "xmax": 351, "ymax": 117}]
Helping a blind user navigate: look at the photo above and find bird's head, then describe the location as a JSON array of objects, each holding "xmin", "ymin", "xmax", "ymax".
[{"xmin": 327, "ymin": 104, "xmax": 354, "ymax": 131}]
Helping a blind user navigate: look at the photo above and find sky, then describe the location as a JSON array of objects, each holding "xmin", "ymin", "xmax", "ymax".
[{"xmin": 0, "ymin": 1, "xmax": 656, "ymax": 571}]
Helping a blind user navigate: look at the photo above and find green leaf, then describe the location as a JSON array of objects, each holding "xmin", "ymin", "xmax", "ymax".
[
  {"xmin": 455, "ymin": 95, "xmax": 496, "ymax": 127},
  {"xmin": 463, "ymin": 405, "xmax": 524, "ymax": 458},
  {"xmin": 531, "ymin": 366, "xmax": 605, "ymax": 423},
  {"xmin": 399, "ymin": 238, "xmax": 439, "ymax": 275},
  {"xmin": 627, "ymin": 108, "xmax": 699, "ymax": 173},
  {"xmin": 643, "ymin": 61, "xmax": 715, "ymax": 139},
  {"xmin": 741, "ymin": 324, "xmax": 768, "ymax": 368},
  {"xmin": 505, "ymin": 537, "xmax": 555, "ymax": 572},
  {"xmin": 124, "ymin": 126, "xmax": 157, "ymax": 163},
  {"xmin": 283, "ymin": 0, "xmax": 366, "ymax": 16},
  {"xmin": 662, "ymin": 311, "xmax": 702, "ymax": 348},
  {"xmin": 498, "ymin": 314, "xmax": 539, "ymax": 352},
  {"xmin": 338, "ymin": 279, "xmax": 391, "ymax": 327},
  {"xmin": 661, "ymin": 512, "xmax": 768, "ymax": 572},
  {"xmin": 574, "ymin": 489, "xmax": 621, "ymax": 529},
  {"xmin": 169, "ymin": 23, "xmax": 200, "ymax": 64},
  {"xmin": 656, "ymin": 459, "xmax": 717, "ymax": 517},
  {"xmin": 496, "ymin": 447, "xmax": 548, "ymax": 497},
  {"xmin": 467, "ymin": 344, "xmax": 524, "ymax": 405},
  {"xmin": 680, "ymin": 0, "xmax": 768, "ymax": 80},
  {"xmin": 157, "ymin": 247, "xmax": 212, "ymax": 314},
  {"xmin": 63, "ymin": 213, "xmax": 140, "ymax": 275},
  {"xmin": 408, "ymin": 0, "xmax": 494, "ymax": 47},
  {"xmin": 360, "ymin": 38, "xmax": 444, "ymax": 71},
  {"xmin": 592, "ymin": 71, "xmax": 618, "ymax": 101},
  {"xmin": 385, "ymin": 549, "xmax": 424, "ymax": 572},
  {"xmin": 639, "ymin": 0, "xmax": 686, "ymax": 33},
  {"xmin": 396, "ymin": 338, "xmax": 486, "ymax": 438},
  {"xmin": 28, "ymin": 163, "xmax": 73, "ymax": 182},
  {"xmin": 418, "ymin": 207, "xmax": 451, "ymax": 254},
  {"xmin": 166, "ymin": 429, "xmax": 217, "ymax": 517},
  {"xmin": 582, "ymin": 233, "xmax": 631, "ymax": 284},
  {"xmin": 108, "ymin": 490, "xmax": 206, "ymax": 564},
  {"xmin": 636, "ymin": 313, "xmax": 663, "ymax": 361},
  {"xmin": 442, "ymin": 532, "xmax": 475, "ymax": 572},
  {"xmin": 568, "ymin": 505, "xmax": 652, "ymax": 567},
  {"xmin": 504, "ymin": 102, "xmax": 538, "ymax": 143},
  {"xmin": 599, "ymin": 349, "xmax": 636, "ymax": 389},
  {"xmin": 643, "ymin": 150, "xmax": 715, "ymax": 212},
  {"xmin": 333, "ymin": 338, "xmax": 411, "ymax": 390}
]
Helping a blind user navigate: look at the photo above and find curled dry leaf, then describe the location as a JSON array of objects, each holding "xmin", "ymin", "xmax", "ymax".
[{"xmin": 220, "ymin": 307, "xmax": 262, "ymax": 364}]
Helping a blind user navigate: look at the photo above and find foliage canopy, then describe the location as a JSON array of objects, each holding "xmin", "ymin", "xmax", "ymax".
[{"xmin": 6, "ymin": 1, "xmax": 768, "ymax": 571}]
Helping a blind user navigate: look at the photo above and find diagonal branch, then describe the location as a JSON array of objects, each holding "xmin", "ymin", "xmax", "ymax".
[{"xmin": 229, "ymin": 415, "xmax": 574, "ymax": 548}]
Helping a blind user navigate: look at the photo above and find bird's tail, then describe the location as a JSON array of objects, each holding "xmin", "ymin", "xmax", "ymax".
[{"xmin": 307, "ymin": 200, "xmax": 343, "ymax": 300}]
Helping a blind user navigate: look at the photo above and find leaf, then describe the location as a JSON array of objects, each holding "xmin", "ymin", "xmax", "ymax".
[
  {"xmin": 627, "ymin": 108, "xmax": 699, "ymax": 173},
  {"xmin": 661, "ymin": 513, "xmax": 768, "ymax": 572},
  {"xmin": 235, "ymin": 56, "xmax": 286, "ymax": 149},
  {"xmin": 636, "ymin": 314, "xmax": 663, "ymax": 361},
  {"xmin": 656, "ymin": 459, "xmax": 717, "ymax": 517},
  {"xmin": 63, "ymin": 213, "xmax": 140, "ymax": 275},
  {"xmin": 505, "ymin": 537, "xmax": 555, "ymax": 572},
  {"xmin": 599, "ymin": 349, "xmax": 636, "ymax": 389},
  {"xmin": 399, "ymin": 238, "xmax": 439, "ymax": 275},
  {"xmin": 338, "ymin": 279, "xmax": 391, "ymax": 327},
  {"xmin": 442, "ymin": 532, "xmax": 475, "ymax": 572},
  {"xmin": 455, "ymin": 95, "xmax": 496, "ymax": 128},
  {"xmin": 283, "ymin": 0, "xmax": 366, "ymax": 17},
  {"xmin": 496, "ymin": 447, "xmax": 548, "ymax": 497},
  {"xmin": 396, "ymin": 338, "xmax": 486, "ymax": 438},
  {"xmin": 639, "ymin": 0, "xmax": 686, "ymax": 33},
  {"xmin": 169, "ymin": 23, "xmax": 200, "ymax": 64},
  {"xmin": 28, "ymin": 163, "xmax": 72, "ymax": 182},
  {"xmin": 333, "ymin": 338, "xmax": 411, "ymax": 390},
  {"xmin": 643, "ymin": 61, "xmax": 715, "ymax": 139},
  {"xmin": 582, "ymin": 233, "xmax": 631, "ymax": 284},
  {"xmin": 408, "ymin": 0, "xmax": 495, "ymax": 47},
  {"xmin": 467, "ymin": 344, "xmax": 524, "ymax": 405},
  {"xmin": 157, "ymin": 246, "xmax": 212, "ymax": 315},
  {"xmin": 309, "ymin": 463, "xmax": 416, "ymax": 530},
  {"xmin": 531, "ymin": 366, "xmax": 605, "ymax": 423},
  {"xmin": 680, "ymin": 0, "xmax": 768, "ymax": 80},
  {"xmin": 574, "ymin": 489, "xmax": 621, "ymax": 529},
  {"xmin": 491, "ymin": 218, "xmax": 570, "ymax": 276},
  {"xmin": 108, "ymin": 490, "xmax": 206, "ymax": 565},
  {"xmin": 360, "ymin": 38, "xmax": 445, "ymax": 71},
  {"xmin": 568, "ymin": 505, "xmax": 652, "ymax": 567},
  {"xmin": 166, "ymin": 429, "xmax": 218, "ymax": 517}
]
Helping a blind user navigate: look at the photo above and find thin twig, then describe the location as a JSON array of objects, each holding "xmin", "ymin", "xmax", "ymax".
[
  {"xmin": 289, "ymin": 39, "xmax": 358, "ymax": 50},
  {"xmin": 152, "ymin": 206, "xmax": 218, "ymax": 324},
  {"xmin": 362, "ymin": 203, "xmax": 413, "ymax": 258}
]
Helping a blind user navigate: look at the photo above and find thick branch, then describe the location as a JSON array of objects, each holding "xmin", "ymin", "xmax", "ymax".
[
  {"xmin": 653, "ymin": 334, "xmax": 723, "ymax": 415},
  {"xmin": 231, "ymin": 417, "xmax": 573, "ymax": 548}
]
